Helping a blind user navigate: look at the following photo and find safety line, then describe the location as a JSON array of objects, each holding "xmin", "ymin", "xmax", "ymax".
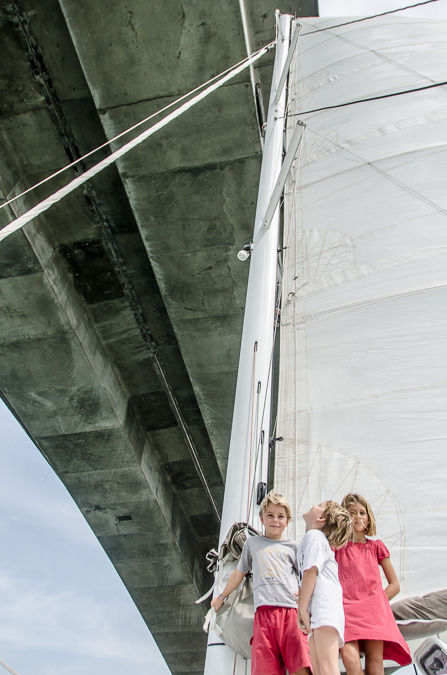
[
  {"xmin": 301, "ymin": 0, "xmax": 442, "ymax": 35},
  {"xmin": 285, "ymin": 80, "xmax": 447, "ymax": 117},
  {"xmin": 0, "ymin": 40, "xmax": 275, "ymax": 243}
]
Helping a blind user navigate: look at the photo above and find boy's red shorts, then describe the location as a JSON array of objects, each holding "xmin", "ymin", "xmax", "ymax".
[{"xmin": 251, "ymin": 606, "xmax": 312, "ymax": 675}]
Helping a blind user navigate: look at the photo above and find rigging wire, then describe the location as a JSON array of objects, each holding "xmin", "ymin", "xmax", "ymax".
[
  {"xmin": 0, "ymin": 46, "xmax": 274, "ymax": 213},
  {"xmin": 270, "ymin": 122, "xmax": 311, "ymax": 530},
  {"xmin": 0, "ymin": 39, "xmax": 275, "ymax": 244},
  {"xmin": 301, "ymin": 0, "xmax": 442, "ymax": 35},
  {"xmin": 246, "ymin": 252, "xmax": 294, "ymax": 516},
  {"xmin": 285, "ymin": 80, "xmax": 447, "ymax": 118},
  {"xmin": 0, "ymin": 40, "xmax": 276, "ymax": 224},
  {"xmin": 245, "ymin": 126, "xmax": 306, "ymax": 520},
  {"xmin": 0, "ymin": 658, "xmax": 19, "ymax": 675},
  {"xmin": 246, "ymin": 328, "xmax": 278, "ymax": 518},
  {"xmin": 244, "ymin": 253, "xmax": 285, "ymax": 520}
]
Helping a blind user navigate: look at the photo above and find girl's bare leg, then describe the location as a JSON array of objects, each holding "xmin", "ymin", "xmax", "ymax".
[
  {"xmin": 340, "ymin": 641, "xmax": 364, "ymax": 675},
  {"xmin": 308, "ymin": 633, "xmax": 321, "ymax": 675},
  {"xmin": 364, "ymin": 640, "xmax": 384, "ymax": 675},
  {"xmin": 310, "ymin": 627, "xmax": 341, "ymax": 675}
]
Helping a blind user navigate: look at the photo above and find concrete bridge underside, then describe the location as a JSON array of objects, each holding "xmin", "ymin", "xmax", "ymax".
[{"xmin": 0, "ymin": 1, "xmax": 317, "ymax": 672}]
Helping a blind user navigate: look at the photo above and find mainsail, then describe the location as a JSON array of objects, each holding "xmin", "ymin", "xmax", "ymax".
[
  {"xmin": 276, "ymin": 11, "xmax": 447, "ymax": 653},
  {"xmin": 205, "ymin": 12, "xmax": 447, "ymax": 673}
]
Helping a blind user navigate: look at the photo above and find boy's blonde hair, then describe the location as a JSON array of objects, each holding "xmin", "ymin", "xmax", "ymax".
[
  {"xmin": 259, "ymin": 490, "xmax": 292, "ymax": 521},
  {"xmin": 341, "ymin": 493, "xmax": 377, "ymax": 536},
  {"xmin": 321, "ymin": 500, "xmax": 354, "ymax": 549}
]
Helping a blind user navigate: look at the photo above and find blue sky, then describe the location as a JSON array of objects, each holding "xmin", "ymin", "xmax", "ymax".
[
  {"xmin": 1, "ymin": 2, "xmax": 447, "ymax": 674},
  {"xmin": 0, "ymin": 401, "xmax": 170, "ymax": 675}
]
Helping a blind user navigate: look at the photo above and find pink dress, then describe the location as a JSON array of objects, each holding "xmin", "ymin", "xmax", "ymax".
[{"xmin": 335, "ymin": 540, "xmax": 411, "ymax": 665}]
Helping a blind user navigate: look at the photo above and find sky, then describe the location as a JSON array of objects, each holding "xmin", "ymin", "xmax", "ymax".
[
  {"xmin": 1, "ymin": 2, "xmax": 447, "ymax": 675},
  {"xmin": 0, "ymin": 401, "xmax": 171, "ymax": 675}
]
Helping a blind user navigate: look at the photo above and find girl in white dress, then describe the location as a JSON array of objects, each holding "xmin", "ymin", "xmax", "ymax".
[{"xmin": 297, "ymin": 501, "xmax": 354, "ymax": 675}]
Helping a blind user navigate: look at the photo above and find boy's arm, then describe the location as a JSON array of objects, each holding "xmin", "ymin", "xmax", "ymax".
[
  {"xmin": 298, "ymin": 566, "xmax": 318, "ymax": 633},
  {"xmin": 210, "ymin": 568, "xmax": 246, "ymax": 612}
]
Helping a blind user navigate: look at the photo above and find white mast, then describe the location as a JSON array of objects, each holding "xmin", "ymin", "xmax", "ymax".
[{"xmin": 204, "ymin": 11, "xmax": 292, "ymax": 674}]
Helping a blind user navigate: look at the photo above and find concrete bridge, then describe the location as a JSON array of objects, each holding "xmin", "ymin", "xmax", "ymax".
[{"xmin": 0, "ymin": 1, "xmax": 317, "ymax": 672}]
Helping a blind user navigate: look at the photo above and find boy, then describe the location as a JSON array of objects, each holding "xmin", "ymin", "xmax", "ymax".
[{"xmin": 211, "ymin": 491, "xmax": 312, "ymax": 675}]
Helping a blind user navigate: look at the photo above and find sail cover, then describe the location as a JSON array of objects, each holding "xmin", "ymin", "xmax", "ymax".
[
  {"xmin": 392, "ymin": 590, "xmax": 447, "ymax": 640},
  {"xmin": 275, "ymin": 15, "xmax": 447, "ymax": 647}
]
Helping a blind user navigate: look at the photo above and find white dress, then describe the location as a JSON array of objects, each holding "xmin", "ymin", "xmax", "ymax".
[{"xmin": 297, "ymin": 529, "xmax": 345, "ymax": 646}]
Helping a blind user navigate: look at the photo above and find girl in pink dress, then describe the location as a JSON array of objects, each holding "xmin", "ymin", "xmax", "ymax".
[{"xmin": 335, "ymin": 493, "xmax": 411, "ymax": 675}]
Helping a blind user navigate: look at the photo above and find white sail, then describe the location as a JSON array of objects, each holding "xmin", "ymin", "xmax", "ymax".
[
  {"xmin": 276, "ymin": 12, "xmax": 447, "ymax": 637},
  {"xmin": 204, "ymin": 13, "xmax": 447, "ymax": 670}
]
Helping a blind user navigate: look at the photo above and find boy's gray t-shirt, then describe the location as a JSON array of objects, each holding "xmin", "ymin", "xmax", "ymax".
[{"xmin": 237, "ymin": 536, "xmax": 299, "ymax": 610}]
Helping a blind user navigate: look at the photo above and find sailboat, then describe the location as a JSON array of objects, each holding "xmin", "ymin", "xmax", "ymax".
[
  {"xmin": 1, "ymin": 7, "xmax": 446, "ymax": 674},
  {"xmin": 204, "ymin": 10, "xmax": 447, "ymax": 674}
]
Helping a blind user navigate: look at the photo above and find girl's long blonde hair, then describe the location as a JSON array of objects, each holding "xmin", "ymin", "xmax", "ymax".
[
  {"xmin": 322, "ymin": 500, "xmax": 355, "ymax": 549},
  {"xmin": 342, "ymin": 493, "xmax": 377, "ymax": 536}
]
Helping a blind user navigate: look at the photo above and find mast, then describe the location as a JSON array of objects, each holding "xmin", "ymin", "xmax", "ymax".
[{"xmin": 203, "ymin": 11, "xmax": 292, "ymax": 673}]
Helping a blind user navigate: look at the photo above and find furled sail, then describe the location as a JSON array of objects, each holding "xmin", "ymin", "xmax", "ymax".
[
  {"xmin": 275, "ymin": 14, "xmax": 447, "ymax": 653},
  {"xmin": 392, "ymin": 590, "xmax": 447, "ymax": 640}
]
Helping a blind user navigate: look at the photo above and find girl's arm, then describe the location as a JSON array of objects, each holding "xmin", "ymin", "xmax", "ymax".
[
  {"xmin": 380, "ymin": 557, "xmax": 400, "ymax": 601},
  {"xmin": 298, "ymin": 566, "xmax": 318, "ymax": 633},
  {"xmin": 210, "ymin": 568, "xmax": 246, "ymax": 611}
]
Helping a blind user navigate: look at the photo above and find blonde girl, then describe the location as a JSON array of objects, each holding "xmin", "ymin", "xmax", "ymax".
[
  {"xmin": 297, "ymin": 501, "xmax": 354, "ymax": 675},
  {"xmin": 335, "ymin": 493, "xmax": 411, "ymax": 675}
]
